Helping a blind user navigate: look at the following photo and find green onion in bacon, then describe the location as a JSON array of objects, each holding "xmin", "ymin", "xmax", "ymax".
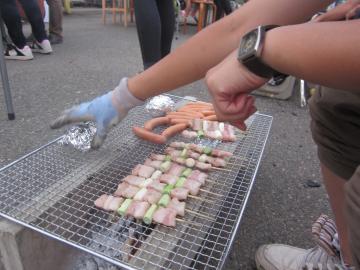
[
  {"xmin": 182, "ymin": 168, "xmax": 192, "ymax": 178},
  {"xmin": 117, "ymin": 199, "xmax": 132, "ymax": 216},
  {"xmin": 175, "ymin": 176, "xmax": 187, "ymax": 188},
  {"xmin": 143, "ymin": 204, "xmax": 157, "ymax": 225},
  {"xmin": 163, "ymin": 184, "xmax": 174, "ymax": 194},
  {"xmin": 203, "ymin": 146, "xmax": 212, "ymax": 155},
  {"xmin": 158, "ymin": 194, "xmax": 170, "ymax": 207},
  {"xmin": 180, "ymin": 148, "xmax": 188, "ymax": 158},
  {"xmin": 160, "ymin": 160, "xmax": 171, "ymax": 172}
]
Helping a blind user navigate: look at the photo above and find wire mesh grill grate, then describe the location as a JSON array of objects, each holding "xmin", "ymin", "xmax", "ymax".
[{"xmin": 0, "ymin": 96, "xmax": 272, "ymax": 270}]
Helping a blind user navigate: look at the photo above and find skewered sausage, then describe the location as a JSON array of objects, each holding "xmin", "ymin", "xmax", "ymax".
[{"xmin": 133, "ymin": 127, "xmax": 167, "ymax": 144}]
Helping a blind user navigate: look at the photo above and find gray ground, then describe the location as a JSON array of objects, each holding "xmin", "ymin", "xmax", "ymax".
[{"xmin": 0, "ymin": 8, "xmax": 331, "ymax": 270}]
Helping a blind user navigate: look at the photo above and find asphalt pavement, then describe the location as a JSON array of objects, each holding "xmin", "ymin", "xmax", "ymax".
[{"xmin": 0, "ymin": 8, "xmax": 331, "ymax": 270}]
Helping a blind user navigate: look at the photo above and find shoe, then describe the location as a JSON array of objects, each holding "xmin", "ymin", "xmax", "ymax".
[
  {"xmin": 48, "ymin": 34, "xmax": 63, "ymax": 45},
  {"xmin": 255, "ymin": 215, "xmax": 355, "ymax": 270},
  {"xmin": 4, "ymin": 44, "xmax": 34, "ymax": 60},
  {"xmin": 30, "ymin": 39, "xmax": 53, "ymax": 54},
  {"xmin": 255, "ymin": 244, "xmax": 347, "ymax": 270}
]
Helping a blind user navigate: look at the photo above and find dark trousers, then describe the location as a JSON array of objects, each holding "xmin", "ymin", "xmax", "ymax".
[
  {"xmin": 0, "ymin": 0, "xmax": 47, "ymax": 48},
  {"xmin": 214, "ymin": 0, "xmax": 232, "ymax": 20},
  {"xmin": 134, "ymin": 0, "xmax": 175, "ymax": 69}
]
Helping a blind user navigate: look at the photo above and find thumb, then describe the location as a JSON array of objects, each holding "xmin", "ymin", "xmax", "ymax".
[{"xmin": 90, "ymin": 122, "xmax": 108, "ymax": 149}]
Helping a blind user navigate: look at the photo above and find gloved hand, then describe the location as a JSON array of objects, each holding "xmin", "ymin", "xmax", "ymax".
[{"xmin": 51, "ymin": 77, "xmax": 144, "ymax": 149}]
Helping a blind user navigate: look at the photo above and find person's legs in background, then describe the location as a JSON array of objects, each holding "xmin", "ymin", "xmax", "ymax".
[
  {"xmin": 134, "ymin": 0, "xmax": 175, "ymax": 69},
  {"xmin": 46, "ymin": 0, "xmax": 63, "ymax": 44},
  {"xmin": 213, "ymin": 0, "xmax": 232, "ymax": 20},
  {"xmin": 220, "ymin": 0, "xmax": 232, "ymax": 15},
  {"xmin": 156, "ymin": 0, "xmax": 175, "ymax": 58},
  {"xmin": 133, "ymin": 0, "xmax": 162, "ymax": 70},
  {"xmin": 16, "ymin": 0, "xmax": 52, "ymax": 53},
  {"xmin": 0, "ymin": 0, "xmax": 34, "ymax": 60}
]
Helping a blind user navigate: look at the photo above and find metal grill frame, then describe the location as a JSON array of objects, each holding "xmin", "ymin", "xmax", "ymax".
[{"xmin": 0, "ymin": 96, "xmax": 272, "ymax": 270}]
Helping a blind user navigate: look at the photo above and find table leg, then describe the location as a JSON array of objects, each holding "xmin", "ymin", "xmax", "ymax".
[{"xmin": 0, "ymin": 16, "xmax": 15, "ymax": 120}]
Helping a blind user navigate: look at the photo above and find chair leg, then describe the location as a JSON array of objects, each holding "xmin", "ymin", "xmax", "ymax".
[
  {"xmin": 130, "ymin": 0, "xmax": 134, "ymax": 22},
  {"xmin": 102, "ymin": 0, "xmax": 106, "ymax": 24},
  {"xmin": 112, "ymin": 0, "xmax": 116, "ymax": 24},
  {"xmin": 124, "ymin": 0, "xmax": 128, "ymax": 27},
  {"xmin": 198, "ymin": 2, "xmax": 205, "ymax": 32}
]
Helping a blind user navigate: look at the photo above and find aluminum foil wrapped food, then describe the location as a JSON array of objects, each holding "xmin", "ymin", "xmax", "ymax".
[
  {"xmin": 145, "ymin": 95, "xmax": 175, "ymax": 117},
  {"xmin": 58, "ymin": 122, "xmax": 97, "ymax": 151}
]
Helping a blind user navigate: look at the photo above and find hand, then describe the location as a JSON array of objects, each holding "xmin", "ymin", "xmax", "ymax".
[
  {"xmin": 313, "ymin": 0, "xmax": 360, "ymax": 22},
  {"xmin": 51, "ymin": 78, "xmax": 144, "ymax": 149},
  {"xmin": 205, "ymin": 50, "xmax": 268, "ymax": 130}
]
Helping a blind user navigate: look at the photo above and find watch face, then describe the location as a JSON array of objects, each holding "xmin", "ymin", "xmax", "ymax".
[{"xmin": 239, "ymin": 30, "xmax": 258, "ymax": 60}]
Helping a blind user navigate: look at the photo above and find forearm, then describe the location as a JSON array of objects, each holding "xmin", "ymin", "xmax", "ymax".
[
  {"xmin": 263, "ymin": 20, "xmax": 360, "ymax": 92},
  {"xmin": 129, "ymin": 0, "xmax": 332, "ymax": 100}
]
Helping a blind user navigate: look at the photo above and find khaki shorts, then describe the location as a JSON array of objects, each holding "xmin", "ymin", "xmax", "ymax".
[{"xmin": 309, "ymin": 87, "xmax": 360, "ymax": 180}]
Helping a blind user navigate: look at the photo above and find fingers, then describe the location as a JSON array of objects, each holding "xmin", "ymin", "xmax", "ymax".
[
  {"xmin": 230, "ymin": 105, "xmax": 257, "ymax": 131},
  {"xmin": 213, "ymin": 94, "xmax": 255, "ymax": 121},
  {"xmin": 91, "ymin": 123, "xmax": 108, "ymax": 150},
  {"xmin": 346, "ymin": 4, "xmax": 360, "ymax": 19},
  {"xmin": 210, "ymin": 94, "xmax": 257, "ymax": 131},
  {"xmin": 50, "ymin": 104, "xmax": 93, "ymax": 129}
]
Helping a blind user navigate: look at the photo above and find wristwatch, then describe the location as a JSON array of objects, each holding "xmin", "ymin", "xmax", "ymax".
[{"xmin": 238, "ymin": 25, "xmax": 287, "ymax": 79}]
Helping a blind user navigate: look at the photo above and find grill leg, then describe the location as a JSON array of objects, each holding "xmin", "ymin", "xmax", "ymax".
[{"xmin": 0, "ymin": 15, "xmax": 15, "ymax": 120}]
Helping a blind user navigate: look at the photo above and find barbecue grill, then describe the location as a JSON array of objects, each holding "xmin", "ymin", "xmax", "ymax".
[{"xmin": 0, "ymin": 96, "xmax": 272, "ymax": 270}]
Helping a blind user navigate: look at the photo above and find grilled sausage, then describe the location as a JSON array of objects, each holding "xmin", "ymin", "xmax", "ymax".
[
  {"xmin": 133, "ymin": 126, "xmax": 167, "ymax": 144},
  {"xmin": 144, "ymin": 117, "xmax": 170, "ymax": 131},
  {"xmin": 161, "ymin": 123, "xmax": 188, "ymax": 139}
]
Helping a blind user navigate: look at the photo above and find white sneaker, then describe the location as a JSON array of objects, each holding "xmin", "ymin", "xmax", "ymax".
[
  {"xmin": 255, "ymin": 244, "xmax": 347, "ymax": 270},
  {"xmin": 30, "ymin": 39, "xmax": 53, "ymax": 54},
  {"xmin": 255, "ymin": 215, "xmax": 354, "ymax": 270},
  {"xmin": 4, "ymin": 44, "xmax": 34, "ymax": 60}
]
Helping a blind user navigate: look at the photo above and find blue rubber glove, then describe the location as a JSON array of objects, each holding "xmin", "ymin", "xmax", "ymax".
[{"xmin": 51, "ymin": 78, "xmax": 144, "ymax": 149}]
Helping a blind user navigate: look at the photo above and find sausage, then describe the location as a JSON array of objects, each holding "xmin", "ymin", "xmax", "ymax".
[
  {"xmin": 161, "ymin": 123, "xmax": 188, "ymax": 139},
  {"xmin": 144, "ymin": 117, "xmax": 170, "ymax": 131},
  {"xmin": 204, "ymin": 115, "xmax": 218, "ymax": 121},
  {"xmin": 133, "ymin": 126, "xmax": 167, "ymax": 144},
  {"xmin": 170, "ymin": 118, "xmax": 191, "ymax": 126}
]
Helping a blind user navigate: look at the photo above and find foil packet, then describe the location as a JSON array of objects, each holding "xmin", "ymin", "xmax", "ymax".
[
  {"xmin": 145, "ymin": 95, "xmax": 175, "ymax": 117},
  {"xmin": 58, "ymin": 122, "xmax": 97, "ymax": 151}
]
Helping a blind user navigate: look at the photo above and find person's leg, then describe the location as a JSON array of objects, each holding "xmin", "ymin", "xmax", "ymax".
[
  {"xmin": 321, "ymin": 163, "xmax": 353, "ymax": 266},
  {"xmin": 345, "ymin": 165, "xmax": 360, "ymax": 269},
  {"xmin": 156, "ymin": 0, "xmax": 175, "ymax": 58},
  {"xmin": 0, "ymin": 0, "xmax": 27, "ymax": 48},
  {"xmin": 213, "ymin": 0, "xmax": 224, "ymax": 20},
  {"xmin": 221, "ymin": 0, "xmax": 232, "ymax": 15},
  {"xmin": 134, "ymin": 0, "xmax": 161, "ymax": 70},
  {"xmin": 255, "ymin": 86, "xmax": 360, "ymax": 270},
  {"xmin": 46, "ymin": 0, "xmax": 63, "ymax": 42},
  {"xmin": 17, "ymin": 0, "xmax": 47, "ymax": 43}
]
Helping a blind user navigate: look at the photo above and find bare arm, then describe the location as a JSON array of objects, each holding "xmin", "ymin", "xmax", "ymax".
[
  {"xmin": 263, "ymin": 20, "xmax": 360, "ymax": 91},
  {"xmin": 204, "ymin": 19, "xmax": 360, "ymax": 128},
  {"xmin": 129, "ymin": 0, "xmax": 333, "ymax": 100}
]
